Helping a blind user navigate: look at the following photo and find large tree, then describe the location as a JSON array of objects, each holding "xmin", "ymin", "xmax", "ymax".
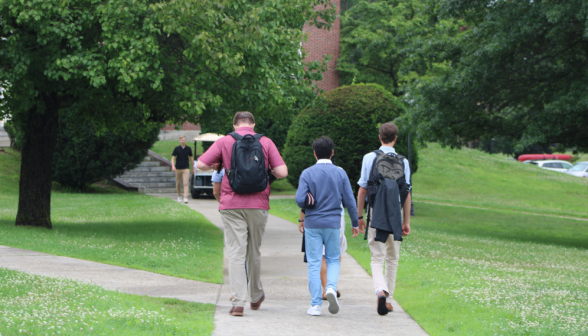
[
  {"xmin": 338, "ymin": 0, "xmax": 461, "ymax": 96},
  {"xmin": 406, "ymin": 0, "xmax": 588, "ymax": 152},
  {"xmin": 0, "ymin": 0, "xmax": 334, "ymax": 228}
]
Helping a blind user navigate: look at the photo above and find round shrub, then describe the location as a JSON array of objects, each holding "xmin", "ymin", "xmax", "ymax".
[
  {"xmin": 284, "ymin": 84, "xmax": 416, "ymax": 192},
  {"xmin": 52, "ymin": 109, "xmax": 160, "ymax": 190}
]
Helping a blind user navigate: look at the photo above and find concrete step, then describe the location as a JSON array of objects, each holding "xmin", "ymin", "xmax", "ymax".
[
  {"xmin": 137, "ymin": 161, "xmax": 161, "ymax": 167},
  {"xmin": 143, "ymin": 156, "xmax": 152, "ymax": 161},
  {"xmin": 120, "ymin": 177, "xmax": 175, "ymax": 183},
  {"xmin": 126, "ymin": 182, "xmax": 176, "ymax": 188},
  {"xmin": 120, "ymin": 171, "xmax": 176, "ymax": 178},
  {"xmin": 0, "ymin": 141, "xmax": 10, "ymax": 148},
  {"xmin": 127, "ymin": 166, "xmax": 170, "ymax": 172},
  {"xmin": 144, "ymin": 187, "xmax": 178, "ymax": 193}
]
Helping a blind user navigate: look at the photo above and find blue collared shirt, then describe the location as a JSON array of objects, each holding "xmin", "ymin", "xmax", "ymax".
[
  {"xmin": 211, "ymin": 168, "xmax": 225, "ymax": 183},
  {"xmin": 357, "ymin": 146, "xmax": 411, "ymax": 189}
]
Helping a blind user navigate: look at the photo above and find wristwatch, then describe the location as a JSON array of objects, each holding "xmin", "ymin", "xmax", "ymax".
[
  {"xmin": 358, "ymin": 216, "xmax": 364, "ymax": 220},
  {"xmin": 298, "ymin": 219, "xmax": 304, "ymax": 223}
]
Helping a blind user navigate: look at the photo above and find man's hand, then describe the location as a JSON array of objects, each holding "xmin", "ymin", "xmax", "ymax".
[
  {"xmin": 298, "ymin": 222, "xmax": 304, "ymax": 234},
  {"xmin": 352, "ymin": 227, "xmax": 360, "ymax": 238},
  {"xmin": 358, "ymin": 218, "xmax": 366, "ymax": 234},
  {"xmin": 402, "ymin": 222, "xmax": 411, "ymax": 236},
  {"xmin": 171, "ymin": 166, "xmax": 176, "ymax": 172}
]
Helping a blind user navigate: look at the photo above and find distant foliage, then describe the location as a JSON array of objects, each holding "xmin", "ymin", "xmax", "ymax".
[
  {"xmin": 339, "ymin": 0, "xmax": 462, "ymax": 96},
  {"xmin": 3, "ymin": 120, "xmax": 21, "ymax": 150},
  {"xmin": 52, "ymin": 109, "xmax": 160, "ymax": 190},
  {"xmin": 284, "ymin": 84, "xmax": 414, "ymax": 192},
  {"xmin": 407, "ymin": 0, "xmax": 588, "ymax": 152}
]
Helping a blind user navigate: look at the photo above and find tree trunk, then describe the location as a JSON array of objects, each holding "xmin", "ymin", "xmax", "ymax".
[{"xmin": 15, "ymin": 93, "xmax": 59, "ymax": 229}]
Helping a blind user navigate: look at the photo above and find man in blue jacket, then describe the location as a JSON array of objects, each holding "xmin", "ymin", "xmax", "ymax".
[{"xmin": 296, "ymin": 136, "xmax": 359, "ymax": 316}]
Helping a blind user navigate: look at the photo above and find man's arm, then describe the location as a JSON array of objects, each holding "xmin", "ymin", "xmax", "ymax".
[
  {"xmin": 294, "ymin": 172, "xmax": 309, "ymax": 208},
  {"xmin": 298, "ymin": 211, "xmax": 305, "ymax": 234},
  {"xmin": 196, "ymin": 160, "xmax": 219, "ymax": 171},
  {"xmin": 171, "ymin": 156, "xmax": 176, "ymax": 172},
  {"xmin": 271, "ymin": 165, "xmax": 288, "ymax": 179},
  {"xmin": 197, "ymin": 141, "xmax": 222, "ymax": 171},
  {"xmin": 341, "ymin": 173, "xmax": 360, "ymax": 237},
  {"xmin": 213, "ymin": 182, "xmax": 221, "ymax": 202},
  {"xmin": 402, "ymin": 192, "xmax": 411, "ymax": 236},
  {"xmin": 356, "ymin": 187, "xmax": 367, "ymax": 233}
]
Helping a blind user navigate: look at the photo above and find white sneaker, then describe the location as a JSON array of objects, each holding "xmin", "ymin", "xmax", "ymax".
[
  {"xmin": 177, "ymin": 196, "xmax": 182, "ymax": 202},
  {"xmin": 183, "ymin": 197, "xmax": 188, "ymax": 203},
  {"xmin": 325, "ymin": 287, "xmax": 339, "ymax": 314},
  {"xmin": 307, "ymin": 305, "xmax": 321, "ymax": 316}
]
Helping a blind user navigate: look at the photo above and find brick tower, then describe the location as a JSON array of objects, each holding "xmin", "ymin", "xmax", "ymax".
[{"xmin": 302, "ymin": 0, "xmax": 341, "ymax": 92}]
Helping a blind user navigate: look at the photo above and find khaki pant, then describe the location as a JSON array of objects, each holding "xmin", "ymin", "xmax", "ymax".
[
  {"xmin": 175, "ymin": 169, "xmax": 190, "ymax": 197},
  {"xmin": 368, "ymin": 212, "xmax": 403, "ymax": 298},
  {"xmin": 220, "ymin": 209, "xmax": 269, "ymax": 307}
]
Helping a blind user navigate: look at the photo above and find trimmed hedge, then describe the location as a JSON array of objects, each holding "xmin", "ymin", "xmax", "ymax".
[{"xmin": 283, "ymin": 84, "xmax": 416, "ymax": 192}]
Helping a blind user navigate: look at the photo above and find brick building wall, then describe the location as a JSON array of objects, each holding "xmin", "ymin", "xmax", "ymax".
[
  {"xmin": 161, "ymin": 122, "xmax": 201, "ymax": 131},
  {"xmin": 302, "ymin": 0, "xmax": 341, "ymax": 92}
]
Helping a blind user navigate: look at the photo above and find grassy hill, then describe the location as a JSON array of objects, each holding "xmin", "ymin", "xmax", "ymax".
[
  {"xmin": 412, "ymin": 143, "xmax": 588, "ymax": 218},
  {"xmin": 270, "ymin": 143, "xmax": 588, "ymax": 336}
]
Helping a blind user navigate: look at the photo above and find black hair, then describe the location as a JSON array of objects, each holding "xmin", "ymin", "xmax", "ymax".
[{"xmin": 312, "ymin": 136, "xmax": 334, "ymax": 160}]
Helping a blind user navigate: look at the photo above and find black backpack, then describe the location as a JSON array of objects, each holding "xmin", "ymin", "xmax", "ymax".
[
  {"xmin": 226, "ymin": 132, "xmax": 268, "ymax": 194},
  {"xmin": 364, "ymin": 150, "xmax": 409, "ymax": 239},
  {"xmin": 367, "ymin": 150, "xmax": 409, "ymax": 205}
]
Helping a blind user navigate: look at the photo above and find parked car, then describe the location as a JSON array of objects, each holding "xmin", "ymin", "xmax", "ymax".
[
  {"xmin": 565, "ymin": 161, "xmax": 588, "ymax": 178},
  {"xmin": 189, "ymin": 133, "xmax": 224, "ymax": 198},
  {"xmin": 522, "ymin": 160, "xmax": 573, "ymax": 173}
]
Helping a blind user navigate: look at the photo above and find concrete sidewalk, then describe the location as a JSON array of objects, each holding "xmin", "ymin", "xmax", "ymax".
[
  {"xmin": 156, "ymin": 194, "xmax": 429, "ymax": 336},
  {"xmin": 0, "ymin": 245, "xmax": 222, "ymax": 304}
]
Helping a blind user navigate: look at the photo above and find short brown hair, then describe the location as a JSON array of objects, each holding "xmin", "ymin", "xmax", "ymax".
[
  {"xmin": 379, "ymin": 123, "xmax": 399, "ymax": 144},
  {"xmin": 233, "ymin": 111, "xmax": 255, "ymax": 126}
]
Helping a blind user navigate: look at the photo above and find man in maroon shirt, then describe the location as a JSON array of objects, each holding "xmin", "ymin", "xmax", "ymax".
[{"xmin": 197, "ymin": 112, "xmax": 288, "ymax": 317}]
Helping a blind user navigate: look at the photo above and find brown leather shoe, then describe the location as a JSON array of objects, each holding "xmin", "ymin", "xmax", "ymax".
[
  {"xmin": 229, "ymin": 306, "xmax": 244, "ymax": 316},
  {"xmin": 250, "ymin": 292, "xmax": 265, "ymax": 310},
  {"xmin": 386, "ymin": 303, "xmax": 393, "ymax": 312}
]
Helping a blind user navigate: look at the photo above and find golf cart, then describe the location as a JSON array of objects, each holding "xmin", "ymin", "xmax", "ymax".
[{"xmin": 190, "ymin": 133, "xmax": 224, "ymax": 199}]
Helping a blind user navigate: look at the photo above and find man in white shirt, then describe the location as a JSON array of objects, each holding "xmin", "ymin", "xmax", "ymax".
[{"xmin": 356, "ymin": 122, "xmax": 411, "ymax": 315}]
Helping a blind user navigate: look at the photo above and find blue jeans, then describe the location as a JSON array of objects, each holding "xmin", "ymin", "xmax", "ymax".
[{"xmin": 305, "ymin": 228, "xmax": 341, "ymax": 307}]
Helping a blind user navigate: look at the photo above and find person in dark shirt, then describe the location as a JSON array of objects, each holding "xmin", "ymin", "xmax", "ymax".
[{"xmin": 172, "ymin": 135, "xmax": 194, "ymax": 203}]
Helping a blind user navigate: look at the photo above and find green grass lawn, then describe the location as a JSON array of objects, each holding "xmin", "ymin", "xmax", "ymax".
[
  {"xmin": 270, "ymin": 178, "xmax": 297, "ymax": 195},
  {"xmin": 0, "ymin": 268, "xmax": 215, "ymax": 335},
  {"xmin": 150, "ymin": 141, "xmax": 203, "ymax": 161},
  {"xmin": 268, "ymin": 143, "xmax": 588, "ymax": 335},
  {"xmin": 413, "ymin": 143, "xmax": 588, "ymax": 219},
  {"xmin": 269, "ymin": 199, "xmax": 588, "ymax": 335},
  {"xmin": 0, "ymin": 149, "xmax": 224, "ymax": 284}
]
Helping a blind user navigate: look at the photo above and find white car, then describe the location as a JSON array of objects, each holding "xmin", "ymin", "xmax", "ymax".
[
  {"xmin": 565, "ymin": 161, "xmax": 588, "ymax": 178},
  {"xmin": 189, "ymin": 133, "xmax": 225, "ymax": 198},
  {"xmin": 524, "ymin": 160, "xmax": 573, "ymax": 173}
]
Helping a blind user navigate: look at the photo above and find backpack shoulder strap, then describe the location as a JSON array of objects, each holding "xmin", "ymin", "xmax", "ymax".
[
  {"xmin": 253, "ymin": 134, "xmax": 264, "ymax": 141},
  {"xmin": 229, "ymin": 132, "xmax": 243, "ymax": 141},
  {"xmin": 372, "ymin": 149, "xmax": 384, "ymax": 155}
]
